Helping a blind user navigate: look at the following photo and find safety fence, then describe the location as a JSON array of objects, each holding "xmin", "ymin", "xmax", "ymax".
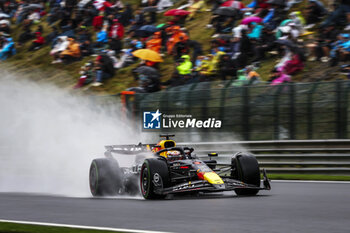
[
  {"xmin": 122, "ymin": 80, "xmax": 350, "ymax": 141},
  {"xmin": 177, "ymin": 139, "xmax": 350, "ymax": 175}
]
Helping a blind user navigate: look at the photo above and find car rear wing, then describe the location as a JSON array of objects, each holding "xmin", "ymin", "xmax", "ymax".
[{"xmin": 105, "ymin": 143, "xmax": 158, "ymax": 154}]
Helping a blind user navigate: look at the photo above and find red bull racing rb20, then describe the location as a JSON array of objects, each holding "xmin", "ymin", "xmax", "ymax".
[{"xmin": 89, "ymin": 134, "xmax": 271, "ymax": 199}]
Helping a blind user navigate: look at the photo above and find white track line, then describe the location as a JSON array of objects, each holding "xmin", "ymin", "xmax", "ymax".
[
  {"xmin": 0, "ymin": 219, "xmax": 173, "ymax": 233},
  {"xmin": 272, "ymin": 180, "xmax": 350, "ymax": 184}
]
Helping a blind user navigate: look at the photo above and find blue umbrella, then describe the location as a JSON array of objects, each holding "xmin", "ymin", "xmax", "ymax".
[
  {"xmin": 136, "ymin": 25, "xmax": 159, "ymax": 37},
  {"xmin": 139, "ymin": 25, "xmax": 159, "ymax": 33}
]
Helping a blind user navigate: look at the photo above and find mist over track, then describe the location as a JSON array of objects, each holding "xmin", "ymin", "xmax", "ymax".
[{"xmin": 0, "ymin": 75, "xmax": 137, "ymax": 196}]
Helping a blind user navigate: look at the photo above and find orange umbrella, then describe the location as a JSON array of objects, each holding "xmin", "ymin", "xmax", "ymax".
[{"xmin": 132, "ymin": 49, "xmax": 164, "ymax": 62}]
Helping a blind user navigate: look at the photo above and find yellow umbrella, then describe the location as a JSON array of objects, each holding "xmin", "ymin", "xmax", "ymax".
[
  {"xmin": 132, "ymin": 49, "xmax": 164, "ymax": 62},
  {"xmin": 301, "ymin": 31, "xmax": 315, "ymax": 37}
]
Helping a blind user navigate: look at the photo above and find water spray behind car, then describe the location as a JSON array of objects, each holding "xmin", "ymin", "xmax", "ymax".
[{"xmin": 0, "ymin": 72, "xmax": 139, "ymax": 197}]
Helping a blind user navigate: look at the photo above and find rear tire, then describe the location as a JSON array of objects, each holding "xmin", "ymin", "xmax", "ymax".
[
  {"xmin": 140, "ymin": 159, "xmax": 169, "ymax": 199},
  {"xmin": 89, "ymin": 158, "xmax": 122, "ymax": 196},
  {"xmin": 232, "ymin": 154, "xmax": 260, "ymax": 196}
]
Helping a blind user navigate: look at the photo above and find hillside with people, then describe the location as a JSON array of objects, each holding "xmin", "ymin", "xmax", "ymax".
[{"xmin": 0, "ymin": 0, "xmax": 350, "ymax": 95}]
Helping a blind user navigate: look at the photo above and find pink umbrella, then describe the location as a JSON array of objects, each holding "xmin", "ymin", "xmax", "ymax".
[
  {"xmin": 221, "ymin": 0, "xmax": 245, "ymax": 9},
  {"xmin": 241, "ymin": 16, "xmax": 263, "ymax": 25}
]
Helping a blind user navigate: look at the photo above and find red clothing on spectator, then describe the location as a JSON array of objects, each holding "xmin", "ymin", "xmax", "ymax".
[
  {"xmin": 108, "ymin": 21, "xmax": 124, "ymax": 39},
  {"xmin": 92, "ymin": 15, "xmax": 104, "ymax": 31},
  {"xmin": 33, "ymin": 32, "xmax": 45, "ymax": 45},
  {"xmin": 258, "ymin": 0, "xmax": 269, "ymax": 8},
  {"xmin": 283, "ymin": 54, "xmax": 304, "ymax": 75}
]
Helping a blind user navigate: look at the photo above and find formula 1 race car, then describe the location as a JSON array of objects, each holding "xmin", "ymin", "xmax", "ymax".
[{"xmin": 89, "ymin": 134, "xmax": 271, "ymax": 199}]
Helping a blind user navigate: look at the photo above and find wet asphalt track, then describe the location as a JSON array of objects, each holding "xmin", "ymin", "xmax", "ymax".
[{"xmin": 0, "ymin": 181, "xmax": 350, "ymax": 233}]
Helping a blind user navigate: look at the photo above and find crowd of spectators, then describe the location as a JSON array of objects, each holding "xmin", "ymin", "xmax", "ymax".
[{"xmin": 0, "ymin": 0, "xmax": 350, "ymax": 91}]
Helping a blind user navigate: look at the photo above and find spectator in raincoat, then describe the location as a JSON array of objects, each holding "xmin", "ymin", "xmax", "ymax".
[
  {"xmin": 245, "ymin": 65, "xmax": 261, "ymax": 84},
  {"xmin": 282, "ymin": 53, "xmax": 304, "ymax": 75},
  {"xmin": 0, "ymin": 37, "xmax": 15, "ymax": 61},
  {"xmin": 146, "ymin": 31, "xmax": 162, "ymax": 53},
  {"xmin": 0, "ymin": 21, "xmax": 10, "ymax": 34},
  {"xmin": 305, "ymin": 0, "xmax": 327, "ymax": 25},
  {"xmin": 218, "ymin": 54, "xmax": 236, "ymax": 80},
  {"xmin": 289, "ymin": 11, "xmax": 305, "ymax": 33},
  {"xmin": 173, "ymin": 36, "xmax": 190, "ymax": 59},
  {"xmin": 329, "ymin": 33, "xmax": 350, "ymax": 66},
  {"xmin": 166, "ymin": 26, "xmax": 189, "ymax": 55},
  {"xmin": 27, "ymin": 9, "xmax": 40, "ymax": 24},
  {"xmin": 232, "ymin": 69, "xmax": 248, "ymax": 86},
  {"xmin": 74, "ymin": 61, "xmax": 95, "ymax": 89},
  {"xmin": 162, "ymin": 56, "xmax": 192, "ymax": 87},
  {"xmin": 60, "ymin": 37, "xmax": 81, "ymax": 64},
  {"xmin": 127, "ymin": 74, "xmax": 161, "ymax": 93},
  {"xmin": 306, "ymin": 24, "xmax": 339, "ymax": 62},
  {"xmin": 108, "ymin": 19, "xmax": 124, "ymax": 39},
  {"xmin": 92, "ymin": 12, "xmax": 104, "ymax": 31},
  {"xmin": 51, "ymin": 36, "xmax": 69, "ymax": 64},
  {"xmin": 92, "ymin": 54, "xmax": 115, "ymax": 86},
  {"xmin": 320, "ymin": 0, "xmax": 350, "ymax": 28},
  {"xmin": 197, "ymin": 54, "xmax": 215, "ymax": 81},
  {"xmin": 247, "ymin": 22, "xmax": 264, "ymax": 40},
  {"xmin": 28, "ymin": 32, "xmax": 45, "ymax": 51},
  {"xmin": 176, "ymin": 54, "xmax": 192, "ymax": 75},
  {"xmin": 94, "ymin": 27, "xmax": 108, "ymax": 49},
  {"xmin": 108, "ymin": 19, "xmax": 124, "ymax": 54},
  {"xmin": 211, "ymin": 50, "xmax": 226, "ymax": 73},
  {"xmin": 262, "ymin": 3, "xmax": 286, "ymax": 28}
]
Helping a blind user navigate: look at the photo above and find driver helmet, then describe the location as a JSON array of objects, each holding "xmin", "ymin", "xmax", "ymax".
[{"xmin": 167, "ymin": 150, "xmax": 181, "ymax": 161}]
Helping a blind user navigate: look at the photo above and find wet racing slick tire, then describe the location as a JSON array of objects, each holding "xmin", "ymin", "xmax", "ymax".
[
  {"xmin": 140, "ymin": 158, "xmax": 169, "ymax": 199},
  {"xmin": 232, "ymin": 154, "xmax": 260, "ymax": 196},
  {"xmin": 89, "ymin": 158, "xmax": 122, "ymax": 196}
]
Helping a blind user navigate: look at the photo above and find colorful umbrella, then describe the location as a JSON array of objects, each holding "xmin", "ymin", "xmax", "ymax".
[
  {"xmin": 136, "ymin": 25, "xmax": 159, "ymax": 37},
  {"xmin": 132, "ymin": 49, "xmax": 164, "ymax": 62},
  {"xmin": 213, "ymin": 7, "xmax": 239, "ymax": 17},
  {"xmin": 138, "ymin": 25, "xmax": 159, "ymax": 33},
  {"xmin": 241, "ymin": 16, "xmax": 263, "ymax": 25},
  {"xmin": 142, "ymin": 6, "xmax": 158, "ymax": 13},
  {"xmin": 276, "ymin": 39, "xmax": 297, "ymax": 49},
  {"xmin": 164, "ymin": 9, "xmax": 190, "ymax": 16},
  {"xmin": 0, "ymin": 13, "xmax": 10, "ymax": 18},
  {"xmin": 134, "ymin": 66, "xmax": 160, "ymax": 78},
  {"xmin": 267, "ymin": 0, "xmax": 285, "ymax": 6},
  {"xmin": 23, "ymin": 3, "xmax": 44, "ymax": 11},
  {"xmin": 0, "ymin": 19, "xmax": 10, "ymax": 25},
  {"xmin": 221, "ymin": 0, "xmax": 245, "ymax": 9}
]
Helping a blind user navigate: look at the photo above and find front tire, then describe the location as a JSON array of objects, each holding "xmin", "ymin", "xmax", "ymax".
[
  {"xmin": 232, "ymin": 154, "xmax": 260, "ymax": 196},
  {"xmin": 140, "ymin": 159, "xmax": 169, "ymax": 199},
  {"xmin": 89, "ymin": 158, "xmax": 122, "ymax": 196}
]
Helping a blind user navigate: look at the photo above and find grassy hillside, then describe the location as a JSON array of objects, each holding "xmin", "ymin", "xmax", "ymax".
[{"xmin": 2, "ymin": 0, "xmax": 347, "ymax": 95}]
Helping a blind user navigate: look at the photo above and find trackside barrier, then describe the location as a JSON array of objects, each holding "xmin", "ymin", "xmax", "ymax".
[
  {"xmin": 177, "ymin": 140, "xmax": 350, "ymax": 175},
  {"xmin": 124, "ymin": 80, "xmax": 350, "ymax": 140}
]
